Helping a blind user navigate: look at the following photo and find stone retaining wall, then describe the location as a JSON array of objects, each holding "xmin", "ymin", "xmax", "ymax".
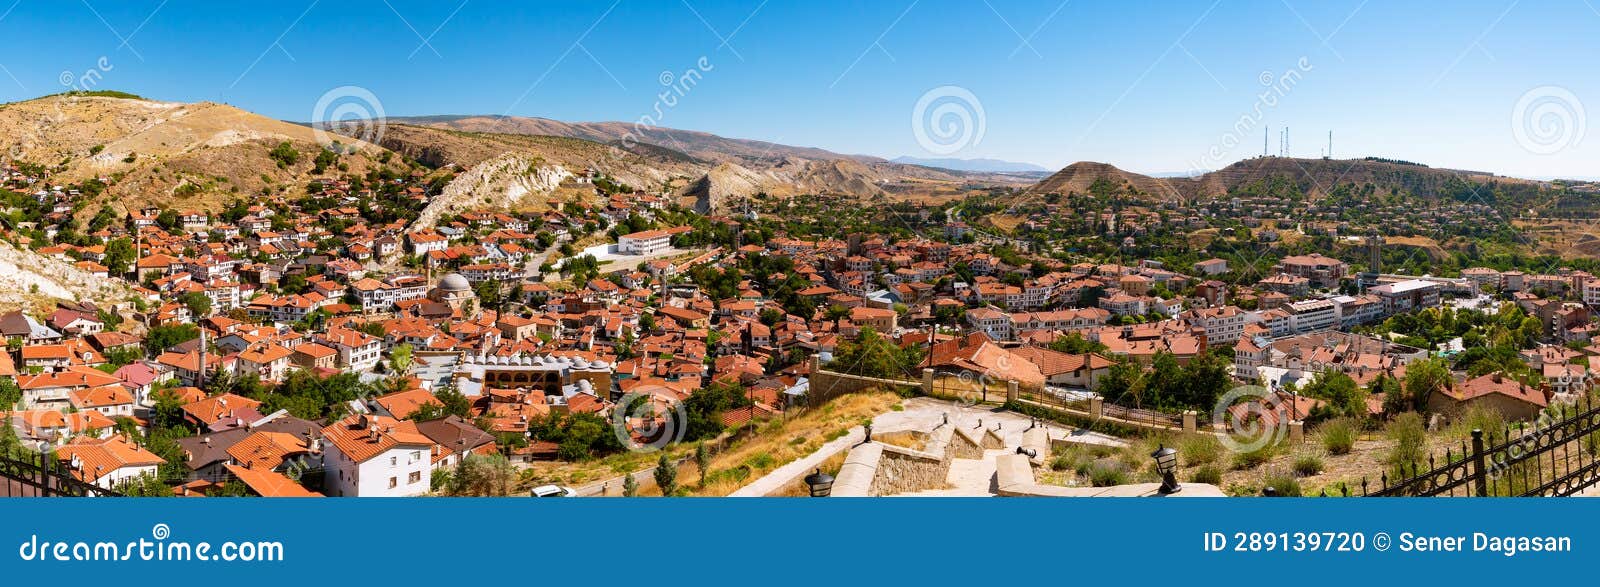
[
  {"xmin": 947, "ymin": 428, "xmax": 985, "ymax": 460},
  {"xmin": 808, "ymin": 369, "xmax": 924, "ymax": 406},
  {"xmin": 869, "ymin": 447, "xmax": 948, "ymax": 496}
]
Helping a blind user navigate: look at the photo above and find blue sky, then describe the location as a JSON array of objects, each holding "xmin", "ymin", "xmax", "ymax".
[{"xmin": 1, "ymin": 0, "xmax": 1596, "ymax": 178}]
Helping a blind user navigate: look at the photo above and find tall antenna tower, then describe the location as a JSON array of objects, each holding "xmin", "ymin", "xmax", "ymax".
[
  {"xmin": 1328, "ymin": 131, "xmax": 1333, "ymax": 159},
  {"xmin": 1285, "ymin": 127, "xmax": 1290, "ymax": 157},
  {"xmin": 1264, "ymin": 127, "xmax": 1269, "ymax": 157}
]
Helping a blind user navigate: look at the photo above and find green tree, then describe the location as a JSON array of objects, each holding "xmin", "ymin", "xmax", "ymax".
[
  {"xmin": 145, "ymin": 323, "xmax": 199, "ymax": 355},
  {"xmin": 0, "ymin": 376, "xmax": 20, "ymax": 410},
  {"xmin": 827, "ymin": 326, "xmax": 922, "ymax": 379},
  {"xmin": 622, "ymin": 472, "xmax": 639, "ymax": 497},
  {"xmin": 102, "ymin": 237, "xmax": 135, "ymax": 276},
  {"xmin": 1301, "ymin": 371, "xmax": 1367, "ymax": 420},
  {"xmin": 695, "ymin": 442, "xmax": 711, "ymax": 487},
  {"xmin": 1401, "ymin": 357, "xmax": 1452, "ymax": 414},
  {"xmin": 268, "ymin": 141, "xmax": 300, "ymax": 168},
  {"xmin": 445, "ymin": 453, "xmax": 517, "ymax": 496},
  {"xmin": 180, "ymin": 292, "xmax": 212, "ymax": 319},
  {"xmin": 435, "ymin": 385, "xmax": 472, "ymax": 418},
  {"xmin": 1048, "ymin": 332, "xmax": 1108, "ymax": 354},
  {"xmin": 654, "ymin": 453, "xmax": 678, "ymax": 496},
  {"xmin": 117, "ymin": 473, "xmax": 174, "ymax": 497},
  {"xmin": 389, "ymin": 343, "xmax": 414, "ymax": 375}
]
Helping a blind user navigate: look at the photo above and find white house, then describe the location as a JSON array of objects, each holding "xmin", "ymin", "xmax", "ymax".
[
  {"xmin": 317, "ymin": 327, "xmax": 383, "ymax": 372},
  {"xmin": 55, "ymin": 436, "xmax": 165, "ymax": 490},
  {"xmin": 320, "ymin": 415, "xmax": 436, "ymax": 497}
]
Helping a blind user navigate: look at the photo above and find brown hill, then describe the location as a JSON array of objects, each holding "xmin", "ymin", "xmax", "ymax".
[
  {"xmin": 1024, "ymin": 157, "xmax": 1540, "ymax": 202},
  {"xmin": 393, "ymin": 114, "xmax": 869, "ymax": 165},
  {"xmin": 0, "ymin": 93, "xmax": 393, "ymax": 217}
]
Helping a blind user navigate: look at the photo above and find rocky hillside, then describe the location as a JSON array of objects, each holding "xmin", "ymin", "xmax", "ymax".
[
  {"xmin": 411, "ymin": 154, "xmax": 574, "ymax": 230},
  {"xmin": 0, "ymin": 241, "xmax": 135, "ymax": 313},
  {"xmin": 389, "ymin": 114, "xmax": 1032, "ymax": 210},
  {"xmin": 0, "ymin": 93, "xmax": 392, "ymax": 218}
]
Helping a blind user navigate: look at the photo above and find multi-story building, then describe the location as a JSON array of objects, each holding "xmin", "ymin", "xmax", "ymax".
[
  {"xmin": 1272, "ymin": 254, "xmax": 1347, "ymax": 289},
  {"xmin": 618, "ymin": 229, "xmax": 672, "ymax": 255},
  {"xmin": 1369, "ymin": 279, "xmax": 1441, "ymax": 315},
  {"xmin": 1287, "ymin": 299, "xmax": 1337, "ymax": 333},
  {"xmin": 1183, "ymin": 305, "xmax": 1246, "ymax": 344}
]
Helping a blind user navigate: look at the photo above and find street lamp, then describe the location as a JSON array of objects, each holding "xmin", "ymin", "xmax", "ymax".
[
  {"xmin": 1151, "ymin": 444, "xmax": 1180, "ymax": 495},
  {"xmin": 804, "ymin": 468, "xmax": 834, "ymax": 497}
]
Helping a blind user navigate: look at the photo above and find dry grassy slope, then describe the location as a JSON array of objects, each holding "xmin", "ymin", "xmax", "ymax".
[
  {"xmin": 1022, "ymin": 161, "xmax": 1190, "ymax": 200},
  {"xmin": 1024, "ymin": 157, "xmax": 1534, "ymax": 203},
  {"xmin": 0, "ymin": 94, "xmax": 390, "ymax": 217}
]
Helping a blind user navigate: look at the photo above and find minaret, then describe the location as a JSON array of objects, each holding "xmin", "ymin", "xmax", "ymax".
[{"xmin": 197, "ymin": 326, "xmax": 208, "ymax": 390}]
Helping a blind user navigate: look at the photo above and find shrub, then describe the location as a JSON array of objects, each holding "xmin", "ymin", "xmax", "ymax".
[
  {"xmin": 1049, "ymin": 453, "xmax": 1079, "ymax": 472},
  {"xmin": 1190, "ymin": 464, "xmax": 1223, "ymax": 485},
  {"xmin": 1231, "ymin": 444, "xmax": 1276, "ymax": 470},
  {"xmin": 1455, "ymin": 404, "xmax": 1505, "ymax": 439},
  {"xmin": 1292, "ymin": 453, "xmax": 1325, "ymax": 476},
  {"xmin": 1177, "ymin": 433, "xmax": 1223, "ymax": 467},
  {"xmin": 1262, "ymin": 470, "xmax": 1303, "ymax": 496},
  {"xmin": 1319, "ymin": 418, "xmax": 1358, "ymax": 455},
  {"xmin": 1086, "ymin": 460, "xmax": 1129, "ymax": 487},
  {"xmin": 1386, "ymin": 412, "xmax": 1427, "ymax": 475}
]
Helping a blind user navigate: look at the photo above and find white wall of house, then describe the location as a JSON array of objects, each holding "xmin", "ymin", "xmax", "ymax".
[{"xmin": 324, "ymin": 445, "xmax": 432, "ymax": 497}]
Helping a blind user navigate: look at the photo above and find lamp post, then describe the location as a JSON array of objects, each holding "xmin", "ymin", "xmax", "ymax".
[
  {"xmin": 804, "ymin": 468, "xmax": 834, "ymax": 497},
  {"xmin": 1151, "ymin": 444, "xmax": 1180, "ymax": 495}
]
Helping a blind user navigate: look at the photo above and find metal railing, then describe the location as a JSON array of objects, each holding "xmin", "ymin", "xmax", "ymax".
[
  {"xmin": 0, "ymin": 452, "xmax": 123, "ymax": 497},
  {"xmin": 1358, "ymin": 395, "xmax": 1600, "ymax": 497}
]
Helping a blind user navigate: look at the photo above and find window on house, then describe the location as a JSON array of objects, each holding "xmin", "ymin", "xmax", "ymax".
[
  {"xmin": 390, "ymin": 456, "xmax": 397, "ymax": 466},
  {"xmin": 389, "ymin": 477, "xmax": 397, "ymax": 489},
  {"xmin": 409, "ymin": 471, "xmax": 421, "ymax": 484}
]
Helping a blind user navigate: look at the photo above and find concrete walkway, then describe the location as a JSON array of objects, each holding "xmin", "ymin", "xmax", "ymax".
[{"xmin": 733, "ymin": 397, "xmax": 1136, "ymax": 497}]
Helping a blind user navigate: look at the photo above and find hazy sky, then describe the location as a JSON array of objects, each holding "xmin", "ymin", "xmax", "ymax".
[{"xmin": 1, "ymin": 0, "xmax": 1596, "ymax": 178}]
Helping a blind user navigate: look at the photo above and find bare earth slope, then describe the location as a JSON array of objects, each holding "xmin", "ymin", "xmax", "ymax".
[{"xmin": 0, "ymin": 94, "xmax": 389, "ymax": 217}]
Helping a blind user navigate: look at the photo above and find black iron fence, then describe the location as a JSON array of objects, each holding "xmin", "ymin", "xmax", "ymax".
[
  {"xmin": 1354, "ymin": 395, "xmax": 1600, "ymax": 497},
  {"xmin": 1103, "ymin": 403, "xmax": 1186, "ymax": 428},
  {"xmin": 0, "ymin": 452, "xmax": 123, "ymax": 497}
]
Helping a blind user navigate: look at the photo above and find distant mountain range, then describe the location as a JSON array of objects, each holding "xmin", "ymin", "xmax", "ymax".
[{"xmin": 889, "ymin": 156, "xmax": 1050, "ymax": 174}]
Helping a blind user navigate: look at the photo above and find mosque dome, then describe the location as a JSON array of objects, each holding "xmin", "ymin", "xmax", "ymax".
[{"xmin": 438, "ymin": 273, "xmax": 471, "ymax": 292}]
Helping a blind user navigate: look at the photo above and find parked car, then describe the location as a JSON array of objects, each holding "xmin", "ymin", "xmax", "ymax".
[{"xmin": 531, "ymin": 485, "xmax": 576, "ymax": 497}]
